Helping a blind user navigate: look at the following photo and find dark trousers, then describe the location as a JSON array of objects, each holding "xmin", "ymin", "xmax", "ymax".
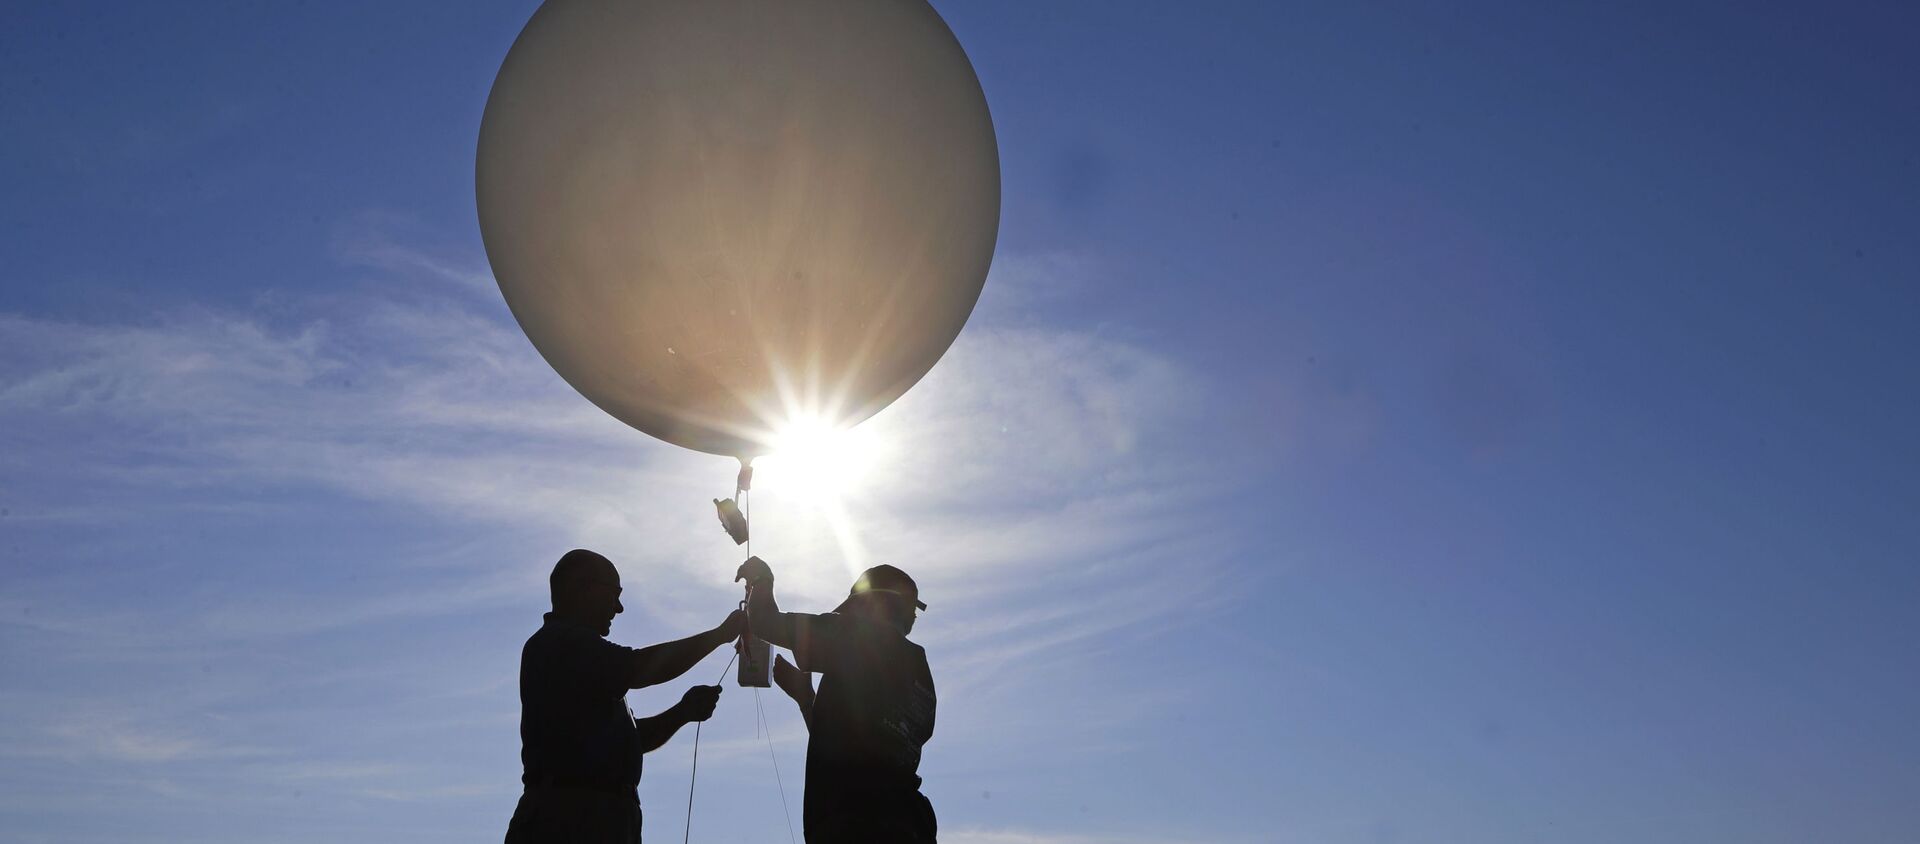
[
  {"xmin": 505, "ymin": 785, "xmax": 641, "ymax": 844},
  {"xmin": 804, "ymin": 789, "xmax": 936, "ymax": 843}
]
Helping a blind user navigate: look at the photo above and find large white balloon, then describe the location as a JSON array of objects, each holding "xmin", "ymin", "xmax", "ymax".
[{"xmin": 477, "ymin": 0, "xmax": 1000, "ymax": 458}]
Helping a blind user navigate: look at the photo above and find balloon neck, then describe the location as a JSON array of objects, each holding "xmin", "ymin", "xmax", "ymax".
[{"xmin": 734, "ymin": 456, "xmax": 754, "ymax": 494}]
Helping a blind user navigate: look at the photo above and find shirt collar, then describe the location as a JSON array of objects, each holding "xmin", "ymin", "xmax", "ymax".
[{"xmin": 541, "ymin": 611, "xmax": 605, "ymax": 636}]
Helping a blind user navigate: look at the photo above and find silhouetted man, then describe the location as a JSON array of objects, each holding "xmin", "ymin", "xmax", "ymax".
[
  {"xmin": 505, "ymin": 548, "xmax": 744, "ymax": 844},
  {"xmin": 736, "ymin": 556, "xmax": 937, "ymax": 843}
]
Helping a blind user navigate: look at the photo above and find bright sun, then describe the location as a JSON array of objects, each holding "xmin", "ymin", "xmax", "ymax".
[{"xmin": 756, "ymin": 414, "xmax": 885, "ymax": 503}]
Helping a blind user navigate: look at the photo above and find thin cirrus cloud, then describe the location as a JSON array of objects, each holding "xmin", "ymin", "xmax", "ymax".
[
  {"xmin": 0, "ymin": 230, "xmax": 1234, "ymax": 841},
  {"xmin": 1, "ymin": 234, "xmax": 1228, "ymax": 616}
]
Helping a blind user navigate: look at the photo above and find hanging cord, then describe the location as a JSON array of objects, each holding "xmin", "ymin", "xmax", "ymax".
[
  {"xmin": 741, "ymin": 485, "xmax": 799, "ymax": 843},
  {"xmin": 683, "ymin": 631, "xmax": 739, "ymax": 844},
  {"xmin": 754, "ymin": 685, "xmax": 800, "ymax": 844},
  {"xmin": 683, "ymin": 475, "xmax": 798, "ymax": 844},
  {"xmin": 685, "ymin": 476, "xmax": 750, "ymax": 844}
]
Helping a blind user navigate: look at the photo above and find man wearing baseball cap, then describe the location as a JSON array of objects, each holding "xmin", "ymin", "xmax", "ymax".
[{"xmin": 736, "ymin": 556, "xmax": 937, "ymax": 843}]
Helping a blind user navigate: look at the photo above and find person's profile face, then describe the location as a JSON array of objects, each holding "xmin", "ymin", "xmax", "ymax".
[
  {"xmin": 574, "ymin": 566, "xmax": 624, "ymax": 635},
  {"xmin": 848, "ymin": 589, "xmax": 917, "ymax": 635}
]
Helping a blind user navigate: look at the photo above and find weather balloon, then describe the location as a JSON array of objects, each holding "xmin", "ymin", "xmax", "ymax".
[{"xmin": 477, "ymin": 0, "xmax": 1000, "ymax": 458}]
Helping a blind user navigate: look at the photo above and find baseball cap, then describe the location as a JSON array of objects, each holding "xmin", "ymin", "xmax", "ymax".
[{"xmin": 850, "ymin": 564, "xmax": 927, "ymax": 610}]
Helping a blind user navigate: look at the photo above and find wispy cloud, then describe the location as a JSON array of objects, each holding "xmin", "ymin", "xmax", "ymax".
[
  {"xmin": 44, "ymin": 713, "xmax": 256, "ymax": 764},
  {"xmin": 0, "ymin": 228, "xmax": 1234, "ymax": 839},
  {"xmin": 331, "ymin": 210, "xmax": 502, "ymax": 298},
  {"xmin": 1, "ymin": 235, "xmax": 1229, "ymax": 622}
]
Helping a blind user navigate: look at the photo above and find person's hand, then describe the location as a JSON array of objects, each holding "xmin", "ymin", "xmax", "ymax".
[
  {"xmin": 773, "ymin": 654, "xmax": 813, "ymax": 704},
  {"xmin": 716, "ymin": 608, "xmax": 746, "ymax": 640},
  {"xmin": 677, "ymin": 685, "xmax": 721, "ymax": 722},
  {"xmin": 735, "ymin": 555, "xmax": 774, "ymax": 586}
]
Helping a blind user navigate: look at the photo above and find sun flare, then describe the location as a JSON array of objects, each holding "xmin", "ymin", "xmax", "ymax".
[{"xmin": 756, "ymin": 414, "xmax": 886, "ymax": 503}]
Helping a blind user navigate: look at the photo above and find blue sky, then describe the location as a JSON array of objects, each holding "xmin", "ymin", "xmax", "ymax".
[{"xmin": 4, "ymin": 1, "xmax": 1919, "ymax": 842}]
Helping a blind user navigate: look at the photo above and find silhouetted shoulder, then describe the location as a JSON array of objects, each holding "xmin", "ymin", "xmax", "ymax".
[{"xmin": 522, "ymin": 615, "xmax": 634, "ymax": 699}]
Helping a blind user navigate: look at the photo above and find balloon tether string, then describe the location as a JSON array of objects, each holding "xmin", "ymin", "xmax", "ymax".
[
  {"xmin": 686, "ymin": 476, "xmax": 747, "ymax": 844},
  {"xmin": 683, "ymin": 638, "xmax": 737, "ymax": 844},
  {"xmin": 687, "ymin": 463, "xmax": 795, "ymax": 844},
  {"xmin": 739, "ymin": 485, "xmax": 797, "ymax": 843}
]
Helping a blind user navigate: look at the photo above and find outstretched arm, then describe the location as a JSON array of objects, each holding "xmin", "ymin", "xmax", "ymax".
[
  {"xmin": 634, "ymin": 685, "xmax": 722, "ymax": 754},
  {"xmin": 628, "ymin": 610, "xmax": 744, "ymax": 689},
  {"xmin": 737, "ymin": 556, "xmax": 799, "ymax": 648}
]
